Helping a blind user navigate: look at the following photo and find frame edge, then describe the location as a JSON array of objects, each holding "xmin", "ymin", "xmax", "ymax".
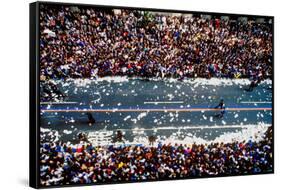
[{"xmin": 30, "ymin": 1, "xmax": 40, "ymax": 189}]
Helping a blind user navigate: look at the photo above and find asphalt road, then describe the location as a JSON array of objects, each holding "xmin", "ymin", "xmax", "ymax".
[{"xmin": 40, "ymin": 78, "xmax": 272, "ymax": 144}]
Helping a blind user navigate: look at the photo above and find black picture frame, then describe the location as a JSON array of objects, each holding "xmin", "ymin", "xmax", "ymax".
[{"xmin": 30, "ymin": 1, "xmax": 274, "ymax": 188}]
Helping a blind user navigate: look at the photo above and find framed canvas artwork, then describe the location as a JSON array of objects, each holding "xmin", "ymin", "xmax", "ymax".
[{"xmin": 30, "ymin": 1, "xmax": 274, "ymax": 188}]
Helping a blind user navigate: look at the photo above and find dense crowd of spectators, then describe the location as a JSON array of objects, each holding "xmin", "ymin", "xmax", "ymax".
[
  {"xmin": 40, "ymin": 5, "xmax": 273, "ymax": 80},
  {"xmin": 40, "ymin": 126, "xmax": 272, "ymax": 186},
  {"xmin": 39, "ymin": 5, "xmax": 273, "ymax": 186}
]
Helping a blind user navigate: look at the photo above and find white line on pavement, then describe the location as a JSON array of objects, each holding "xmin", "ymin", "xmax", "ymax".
[{"xmin": 144, "ymin": 101, "xmax": 184, "ymax": 104}]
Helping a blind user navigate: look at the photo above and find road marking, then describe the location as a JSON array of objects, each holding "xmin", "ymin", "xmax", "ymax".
[
  {"xmin": 41, "ymin": 107, "xmax": 272, "ymax": 113},
  {"xmin": 144, "ymin": 101, "xmax": 184, "ymax": 104},
  {"xmin": 117, "ymin": 124, "xmax": 272, "ymax": 131},
  {"xmin": 240, "ymin": 101, "xmax": 272, "ymax": 104},
  {"xmin": 40, "ymin": 102, "xmax": 78, "ymax": 105}
]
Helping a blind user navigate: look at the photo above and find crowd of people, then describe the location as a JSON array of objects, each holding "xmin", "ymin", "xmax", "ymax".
[
  {"xmin": 39, "ymin": 5, "xmax": 273, "ymax": 187},
  {"xmin": 40, "ymin": 5, "xmax": 273, "ymax": 80},
  {"xmin": 40, "ymin": 126, "xmax": 273, "ymax": 186}
]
